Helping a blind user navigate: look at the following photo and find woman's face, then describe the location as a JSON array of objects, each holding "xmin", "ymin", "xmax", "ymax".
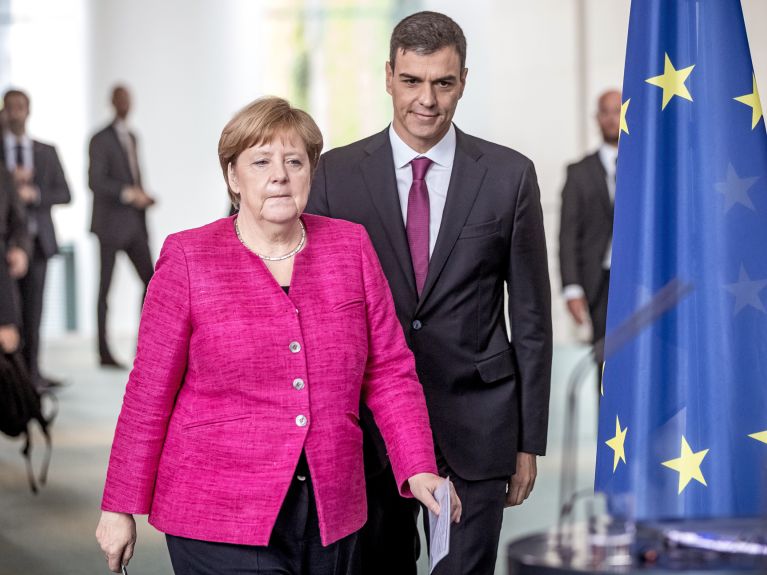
[{"xmin": 228, "ymin": 130, "xmax": 311, "ymax": 226}]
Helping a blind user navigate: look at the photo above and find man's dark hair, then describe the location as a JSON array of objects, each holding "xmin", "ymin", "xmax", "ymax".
[
  {"xmin": 389, "ymin": 11, "xmax": 467, "ymax": 70},
  {"xmin": 3, "ymin": 89, "xmax": 30, "ymax": 107}
]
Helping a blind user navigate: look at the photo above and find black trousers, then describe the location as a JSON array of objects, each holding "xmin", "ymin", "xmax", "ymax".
[
  {"xmin": 17, "ymin": 241, "xmax": 47, "ymax": 382},
  {"xmin": 97, "ymin": 236, "xmax": 153, "ymax": 359},
  {"xmin": 356, "ymin": 463, "xmax": 421, "ymax": 575},
  {"xmin": 165, "ymin": 460, "xmax": 358, "ymax": 575},
  {"xmin": 423, "ymin": 448, "xmax": 507, "ymax": 575}
]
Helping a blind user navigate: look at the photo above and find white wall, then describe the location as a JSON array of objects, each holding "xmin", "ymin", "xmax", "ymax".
[{"xmin": 3, "ymin": 0, "xmax": 766, "ymax": 348}]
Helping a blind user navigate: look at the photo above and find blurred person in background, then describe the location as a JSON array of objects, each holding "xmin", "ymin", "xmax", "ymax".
[
  {"xmin": 0, "ymin": 160, "xmax": 29, "ymax": 355},
  {"xmin": 559, "ymin": 89, "xmax": 621, "ymax": 389},
  {"xmin": 95, "ymin": 97, "xmax": 460, "ymax": 575},
  {"xmin": 1, "ymin": 88, "xmax": 71, "ymax": 389},
  {"xmin": 89, "ymin": 84, "xmax": 156, "ymax": 369}
]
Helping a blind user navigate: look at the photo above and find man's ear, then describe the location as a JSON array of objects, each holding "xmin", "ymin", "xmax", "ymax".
[
  {"xmin": 458, "ymin": 67, "xmax": 468, "ymax": 99},
  {"xmin": 385, "ymin": 61, "xmax": 394, "ymax": 96}
]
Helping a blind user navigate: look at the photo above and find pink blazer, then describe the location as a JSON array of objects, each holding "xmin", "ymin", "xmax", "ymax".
[{"xmin": 101, "ymin": 215, "xmax": 437, "ymax": 546}]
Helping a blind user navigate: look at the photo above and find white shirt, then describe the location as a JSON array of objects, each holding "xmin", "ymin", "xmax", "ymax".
[
  {"xmin": 598, "ymin": 143, "xmax": 618, "ymax": 202},
  {"xmin": 389, "ymin": 123, "xmax": 456, "ymax": 257},
  {"xmin": 598, "ymin": 143, "xmax": 617, "ymax": 269},
  {"xmin": 113, "ymin": 119, "xmax": 140, "ymax": 184},
  {"xmin": 3, "ymin": 132, "xmax": 34, "ymax": 172}
]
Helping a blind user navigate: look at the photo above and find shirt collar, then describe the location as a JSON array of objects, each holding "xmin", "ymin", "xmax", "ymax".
[
  {"xmin": 598, "ymin": 143, "xmax": 618, "ymax": 173},
  {"xmin": 4, "ymin": 132, "xmax": 31, "ymax": 149},
  {"xmin": 113, "ymin": 118, "xmax": 129, "ymax": 133},
  {"xmin": 389, "ymin": 123, "xmax": 456, "ymax": 170}
]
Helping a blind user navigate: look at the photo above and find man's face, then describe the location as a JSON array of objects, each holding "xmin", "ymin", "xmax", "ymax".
[
  {"xmin": 597, "ymin": 91, "xmax": 621, "ymax": 145},
  {"xmin": 4, "ymin": 94, "xmax": 29, "ymax": 135},
  {"xmin": 112, "ymin": 88, "xmax": 131, "ymax": 120},
  {"xmin": 386, "ymin": 46, "xmax": 467, "ymax": 153}
]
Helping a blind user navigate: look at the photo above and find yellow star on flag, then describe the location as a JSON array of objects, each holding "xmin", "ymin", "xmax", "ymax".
[
  {"xmin": 605, "ymin": 415, "xmax": 627, "ymax": 472},
  {"xmin": 749, "ymin": 430, "xmax": 767, "ymax": 444},
  {"xmin": 620, "ymin": 98, "xmax": 630, "ymax": 136},
  {"xmin": 645, "ymin": 53, "xmax": 694, "ymax": 110},
  {"xmin": 734, "ymin": 74, "xmax": 764, "ymax": 130},
  {"xmin": 662, "ymin": 436, "xmax": 709, "ymax": 494}
]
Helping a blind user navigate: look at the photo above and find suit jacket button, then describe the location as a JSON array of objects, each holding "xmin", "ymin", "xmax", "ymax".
[
  {"xmin": 295, "ymin": 414, "xmax": 307, "ymax": 427},
  {"xmin": 412, "ymin": 319, "xmax": 422, "ymax": 330},
  {"xmin": 293, "ymin": 378, "xmax": 305, "ymax": 390},
  {"xmin": 289, "ymin": 341, "xmax": 302, "ymax": 353}
]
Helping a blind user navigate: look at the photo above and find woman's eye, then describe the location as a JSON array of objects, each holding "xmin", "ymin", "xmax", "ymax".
[
  {"xmin": 287, "ymin": 159, "xmax": 303, "ymax": 167},
  {"xmin": 253, "ymin": 159, "xmax": 268, "ymax": 167}
]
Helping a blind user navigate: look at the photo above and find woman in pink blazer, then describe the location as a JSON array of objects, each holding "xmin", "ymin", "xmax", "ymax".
[{"xmin": 95, "ymin": 97, "xmax": 460, "ymax": 574}]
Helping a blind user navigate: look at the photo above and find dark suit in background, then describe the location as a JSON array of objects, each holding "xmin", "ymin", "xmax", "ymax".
[
  {"xmin": 307, "ymin": 127, "xmax": 552, "ymax": 573},
  {"xmin": 0, "ymin": 138, "xmax": 71, "ymax": 382},
  {"xmin": 559, "ymin": 151, "xmax": 613, "ymax": 364},
  {"xmin": 559, "ymin": 90, "xmax": 621, "ymax": 376},
  {"xmin": 88, "ymin": 121, "xmax": 153, "ymax": 364}
]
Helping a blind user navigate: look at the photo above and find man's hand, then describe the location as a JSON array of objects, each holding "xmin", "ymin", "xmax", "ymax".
[
  {"xmin": 0, "ymin": 324, "xmax": 20, "ymax": 353},
  {"xmin": 13, "ymin": 167, "xmax": 33, "ymax": 186},
  {"xmin": 16, "ymin": 183, "xmax": 39, "ymax": 205},
  {"xmin": 566, "ymin": 297, "xmax": 589, "ymax": 325},
  {"xmin": 408, "ymin": 473, "xmax": 462, "ymax": 523},
  {"xmin": 121, "ymin": 186, "xmax": 155, "ymax": 210},
  {"xmin": 505, "ymin": 452, "xmax": 537, "ymax": 507},
  {"xmin": 6, "ymin": 247, "xmax": 28, "ymax": 278},
  {"xmin": 132, "ymin": 190, "xmax": 156, "ymax": 210},
  {"xmin": 96, "ymin": 511, "xmax": 136, "ymax": 573}
]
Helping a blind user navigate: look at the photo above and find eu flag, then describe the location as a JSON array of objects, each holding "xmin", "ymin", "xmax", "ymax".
[{"xmin": 595, "ymin": 0, "xmax": 767, "ymax": 519}]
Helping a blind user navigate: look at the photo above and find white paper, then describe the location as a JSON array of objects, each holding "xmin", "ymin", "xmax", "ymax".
[{"xmin": 428, "ymin": 477, "xmax": 451, "ymax": 573}]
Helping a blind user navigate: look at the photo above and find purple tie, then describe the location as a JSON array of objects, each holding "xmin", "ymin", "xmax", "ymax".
[{"xmin": 406, "ymin": 157, "xmax": 433, "ymax": 295}]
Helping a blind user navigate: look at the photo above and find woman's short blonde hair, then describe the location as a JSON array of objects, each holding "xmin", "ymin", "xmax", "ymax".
[{"xmin": 218, "ymin": 97, "xmax": 323, "ymax": 208}]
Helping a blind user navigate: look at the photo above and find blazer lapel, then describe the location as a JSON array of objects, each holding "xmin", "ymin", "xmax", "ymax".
[
  {"xmin": 587, "ymin": 153, "xmax": 613, "ymax": 219},
  {"xmin": 109, "ymin": 124, "xmax": 135, "ymax": 185},
  {"xmin": 416, "ymin": 129, "xmax": 486, "ymax": 312},
  {"xmin": 360, "ymin": 130, "xmax": 417, "ymax": 295}
]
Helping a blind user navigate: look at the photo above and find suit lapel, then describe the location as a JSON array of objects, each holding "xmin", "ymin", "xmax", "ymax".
[
  {"xmin": 32, "ymin": 141, "xmax": 45, "ymax": 183},
  {"xmin": 360, "ymin": 130, "xmax": 418, "ymax": 294},
  {"xmin": 587, "ymin": 153, "xmax": 613, "ymax": 219},
  {"xmin": 109, "ymin": 124, "xmax": 135, "ymax": 185},
  {"xmin": 416, "ymin": 129, "xmax": 486, "ymax": 312}
]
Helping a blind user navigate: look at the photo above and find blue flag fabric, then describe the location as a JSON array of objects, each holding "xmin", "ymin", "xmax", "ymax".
[{"xmin": 595, "ymin": 0, "xmax": 767, "ymax": 520}]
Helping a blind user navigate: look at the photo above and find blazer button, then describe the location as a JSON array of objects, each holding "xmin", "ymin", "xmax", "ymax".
[
  {"xmin": 412, "ymin": 319, "xmax": 422, "ymax": 330},
  {"xmin": 295, "ymin": 414, "xmax": 307, "ymax": 427},
  {"xmin": 289, "ymin": 341, "xmax": 302, "ymax": 353},
  {"xmin": 293, "ymin": 378, "xmax": 305, "ymax": 390}
]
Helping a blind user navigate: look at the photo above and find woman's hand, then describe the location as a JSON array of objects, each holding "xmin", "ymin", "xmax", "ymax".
[
  {"xmin": 408, "ymin": 473, "xmax": 462, "ymax": 523},
  {"xmin": 96, "ymin": 511, "xmax": 136, "ymax": 573}
]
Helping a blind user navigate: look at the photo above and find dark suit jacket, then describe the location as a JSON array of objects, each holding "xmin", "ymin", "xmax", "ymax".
[
  {"xmin": 0, "ymin": 167, "xmax": 27, "ymax": 325},
  {"xmin": 89, "ymin": 123, "xmax": 148, "ymax": 246},
  {"xmin": 307, "ymin": 127, "xmax": 552, "ymax": 480},
  {"xmin": 0, "ymin": 140, "xmax": 70, "ymax": 259},
  {"xmin": 558, "ymin": 152, "xmax": 613, "ymax": 309}
]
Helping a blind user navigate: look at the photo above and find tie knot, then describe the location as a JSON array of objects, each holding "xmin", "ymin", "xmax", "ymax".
[{"xmin": 410, "ymin": 157, "xmax": 433, "ymax": 181}]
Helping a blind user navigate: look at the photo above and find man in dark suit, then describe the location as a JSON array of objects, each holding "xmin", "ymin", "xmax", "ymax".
[
  {"xmin": 2, "ymin": 89, "xmax": 71, "ymax": 388},
  {"xmin": 559, "ymin": 89, "xmax": 621, "ymax": 375},
  {"xmin": 0, "ymin": 165, "xmax": 30, "ymax": 355},
  {"xmin": 306, "ymin": 12, "xmax": 552, "ymax": 575},
  {"xmin": 89, "ymin": 85, "xmax": 155, "ymax": 368}
]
